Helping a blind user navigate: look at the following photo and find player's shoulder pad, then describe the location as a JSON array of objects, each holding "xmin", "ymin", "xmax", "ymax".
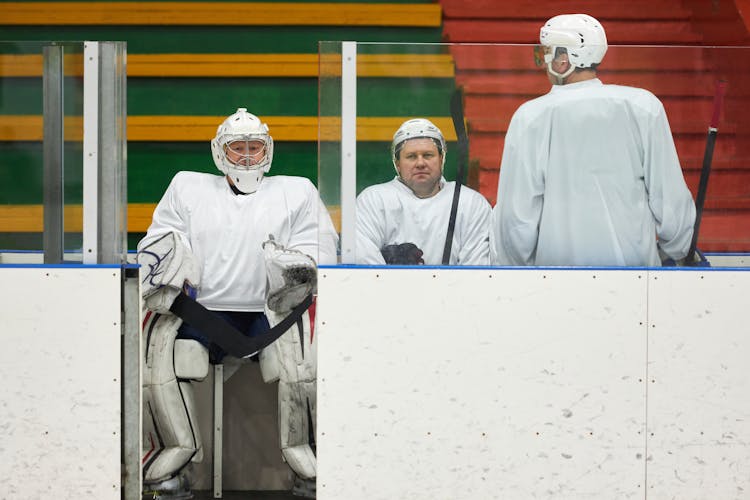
[
  {"xmin": 356, "ymin": 179, "xmax": 396, "ymax": 204},
  {"xmin": 168, "ymin": 171, "xmax": 224, "ymax": 196},
  {"xmin": 264, "ymin": 175, "xmax": 316, "ymax": 190},
  {"xmin": 509, "ymin": 93, "xmax": 555, "ymax": 128},
  {"xmin": 170, "ymin": 170, "xmax": 221, "ymax": 186},
  {"xmin": 607, "ymin": 84, "xmax": 663, "ymax": 112},
  {"xmin": 447, "ymin": 182, "xmax": 491, "ymax": 210}
]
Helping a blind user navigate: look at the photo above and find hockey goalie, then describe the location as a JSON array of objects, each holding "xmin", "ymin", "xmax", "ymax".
[{"xmin": 137, "ymin": 107, "xmax": 338, "ymax": 499}]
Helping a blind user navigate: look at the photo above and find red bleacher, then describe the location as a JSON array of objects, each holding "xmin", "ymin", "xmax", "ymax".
[{"xmin": 441, "ymin": 0, "xmax": 750, "ymax": 252}]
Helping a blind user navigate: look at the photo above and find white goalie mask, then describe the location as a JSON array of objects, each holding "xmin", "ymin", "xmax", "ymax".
[
  {"xmin": 539, "ymin": 14, "xmax": 608, "ymax": 81},
  {"xmin": 391, "ymin": 118, "xmax": 447, "ymax": 174},
  {"xmin": 211, "ymin": 108, "xmax": 274, "ymax": 194}
]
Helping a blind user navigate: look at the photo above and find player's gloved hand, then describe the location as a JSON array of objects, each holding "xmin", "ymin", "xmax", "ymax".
[
  {"xmin": 661, "ymin": 248, "xmax": 710, "ymax": 267},
  {"xmin": 684, "ymin": 248, "xmax": 710, "ymax": 267},
  {"xmin": 380, "ymin": 243, "xmax": 425, "ymax": 265}
]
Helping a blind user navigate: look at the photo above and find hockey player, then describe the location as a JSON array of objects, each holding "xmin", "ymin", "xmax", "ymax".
[
  {"xmin": 138, "ymin": 108, "xmax": 338, "ymax": 498},
  {"xmin": 490, "ymin": 14, "xmax": 696, "ymax": 267},
  {"xmin": 356, "ymin": 118, "xmax": 491, "ymax": 265}
]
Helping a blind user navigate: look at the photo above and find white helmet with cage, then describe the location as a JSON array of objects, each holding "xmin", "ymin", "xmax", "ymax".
[
  {"xmin": 211, "ymin": 108, "xmax": 274, "ymax": 194},
  {"xmin": 391, "ymin": 118, "xmax": 447, "ymax": 173},
  {"xmin": 539, "ymin": 14, "xmax": 608, "ymax": 80}
]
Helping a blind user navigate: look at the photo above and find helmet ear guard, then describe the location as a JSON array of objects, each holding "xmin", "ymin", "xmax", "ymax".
[
  {"xmin": 391, "ymin": 118, "xmax": 447, "ymax": 174},
  {"xmin": 211, "ymin": 108, "xmax": 274, "ymax": 194}
]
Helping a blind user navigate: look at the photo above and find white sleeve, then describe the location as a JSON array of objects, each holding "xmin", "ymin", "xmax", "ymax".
[
  {"xmin": 317, "ymin": 198, "xmax": 339, "ymax": 265},
  {"xmin": 644, "ymin": 102, "xmax": 697, "ymax": 260},
  {"xmin": 137, "ymin": 174, "xmax": 191, "ymax": 253},
  {"xmin": 355, "ymin": 189, "xmax": 387, "ymax": 265},
  {"xmin": 287, "ymin": 180, "xmax": 339, "ymax": 265},
  {"xmin": 491, "ymin": 115, "xmax": 544, "ymax": 266},
  {"xmin": 456, "ymin": 191, "xmax": 491, "ymax": 266}
]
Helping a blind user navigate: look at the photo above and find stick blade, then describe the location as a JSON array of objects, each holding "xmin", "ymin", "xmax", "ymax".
[{"xmin": 450, "ymin": 88, "xmax": 468, "ymax": 145}]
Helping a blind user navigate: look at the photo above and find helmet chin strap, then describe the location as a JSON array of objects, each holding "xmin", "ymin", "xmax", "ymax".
[{"xmin": 547, "ymin": 61, "xmax": 576, "ymax": 85}]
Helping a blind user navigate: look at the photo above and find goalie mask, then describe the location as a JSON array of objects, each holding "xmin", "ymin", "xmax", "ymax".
[
  {"xmin": 211, "ymin": 108, "xmax": 274, "ymax": 194},
  {"xmin": 539, "ymin": 14, "xmax": 608, "ymax": 81},
  {"xmin": 391, "ymin": 118, "xmax": 447, "ymax": 174}
]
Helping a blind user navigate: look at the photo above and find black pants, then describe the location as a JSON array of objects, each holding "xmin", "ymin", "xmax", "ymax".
[{"xmin": 177, "ymin": 310, "xmax": 270, "ymax": 364}]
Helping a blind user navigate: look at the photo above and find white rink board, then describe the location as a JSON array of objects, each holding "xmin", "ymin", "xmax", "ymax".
[
  {"xmin": 647, "ymin": 270, "xmax": 750, "ymax": 499},
  {"xmin": 318, "ymin": 268, "xmax": 650, "ymax": 499},
  {"xmin": 0, "ymin": 267, "xmax": 122, "ymax": 499}
]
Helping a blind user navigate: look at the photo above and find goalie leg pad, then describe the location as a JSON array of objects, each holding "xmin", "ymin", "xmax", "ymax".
[
  {"xmin": 142, "ymin": 311, "xmax": 208, "ymax": 485},
  {"xmin": 264, "ymin": 308, "xmax": 317, "ymax": 479},
  {"xmin": 259, "ymin": 339, "xmax": 281, "ymax": 383},
  {"xmin": 279, "ymin": 379, "xmax": 317, "ymax": 479}
]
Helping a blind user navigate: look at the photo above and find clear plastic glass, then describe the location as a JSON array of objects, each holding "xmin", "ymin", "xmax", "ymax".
[
  {"xmin": 318, "ymin": 42, "xmax": 750, "ymax": 267},
  {"xmin": 0, "ymin": 40, "xmax": 127, "ymax": 264}
]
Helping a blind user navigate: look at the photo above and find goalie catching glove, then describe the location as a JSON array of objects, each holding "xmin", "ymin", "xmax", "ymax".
[
  {"xmin": 138, "ymin": 232, "xmax": 201, "ymax": 313},
  {"xmin": 263, "ymin": 237, "xmax": 317, "ymax": 313}
]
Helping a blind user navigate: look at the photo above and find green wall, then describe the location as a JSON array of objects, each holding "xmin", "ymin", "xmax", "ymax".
[{"xmin": 0, "ymin": 0, "xmax": 452, "ymax": 251}]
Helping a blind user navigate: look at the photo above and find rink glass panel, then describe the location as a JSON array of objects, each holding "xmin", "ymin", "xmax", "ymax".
[
  {"xmin": 0, "ymin": 41, "xmax": 85, "ymax": 255},
  {"xmin": 317, "ymin": 42, "xmax": 750, "ymax": 264},
  {"xmin": 0, "ymin": 41, "xmax": 127, "ymax": 263}
]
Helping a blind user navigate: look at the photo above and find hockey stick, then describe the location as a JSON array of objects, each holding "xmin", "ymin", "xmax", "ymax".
[
  {"xmin": 442, "ymin": 88, "xmax": 468, "ymax": 265},
  {"xmin": 170, "ymin": 292, "xmax": 313, "ymax": 358},
  {"xmin": 684, "ymin": 80, "xmax": 727, "ymax": 264}
]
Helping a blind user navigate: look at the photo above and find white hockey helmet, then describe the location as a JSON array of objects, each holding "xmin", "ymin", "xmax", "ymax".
[
  {"xmin": 539, "ymin": 14, "xmax": 608, "ymax": 80},
  {"xmin": 391, "ymin": 118, "xmax": 447, "ymax": 173},
  {"xmin": 211, "ymin": 107, "xmax": 274, "ymax": 194}
]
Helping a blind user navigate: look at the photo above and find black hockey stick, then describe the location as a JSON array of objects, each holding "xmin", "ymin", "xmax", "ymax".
[
  {"xmin": 442, "ymin": 88, "xmax": 469, "ymax": 265},
  {"xmin": 170, "ymin": 292, "xmax": 312, "ymax": 358},
  {"xmin": 685, "ymin": 80, "xmax": 727, "ymax": 264}
]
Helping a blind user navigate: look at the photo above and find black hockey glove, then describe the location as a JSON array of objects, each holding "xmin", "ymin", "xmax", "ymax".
[
  {"xmin": 661, "ymin": 248, "xmax": 710, "ymax": 267},
  {"xmin": 380, "ymin": 243, "xmax": 425, "ymax": 265}
]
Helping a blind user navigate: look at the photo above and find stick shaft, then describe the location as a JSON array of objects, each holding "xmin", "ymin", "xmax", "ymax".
[
  {"xmin": 685, "ymin": 80, "xmax": 726, "ymax": 263},
  {"xmin": 442, "ymin": 89, "xmax": 468, "ymax": 265}
]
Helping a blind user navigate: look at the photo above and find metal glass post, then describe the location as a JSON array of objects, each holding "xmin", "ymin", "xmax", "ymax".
[
  {"xmin": 122, "ymin": 267, "xmax": 142, "ymax": 500},
  {"xmin": 83, "ymin": 41, "xmax": 128, "ymax": 265},
  {"xmin": 340, "ymin": 41, "xmax": 357, "ymax": 263},
  {"xmin": 82, "ymin": 42, "xmax": 100, "ymax": 264},
  {"xmin": 98, "ymin": 42, "xmax": 128, "ymax": 264},
  {"xmin": 42, "ymin": 44, "xmax": 64, "ymax": 264}
]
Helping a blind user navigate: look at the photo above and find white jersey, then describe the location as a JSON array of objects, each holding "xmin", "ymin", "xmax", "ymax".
[
  {"xmin": 138, "ymin": 172, "xmax": 338, "ymax": 311},
  {"xmin": 491, "ymin": 78, "xmax": 696, "ymax": 267},
  {"xmin": 356, "ymin": 177, "xmax": 491, "ymax": 265}
]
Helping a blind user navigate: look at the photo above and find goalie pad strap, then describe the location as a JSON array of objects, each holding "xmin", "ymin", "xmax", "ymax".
[{"xmin": 169, "ymin": 292, "xmax": 313, "ymax": 358}]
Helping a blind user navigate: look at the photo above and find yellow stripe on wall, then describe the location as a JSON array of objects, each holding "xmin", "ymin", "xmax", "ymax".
[
  {"xmin": 0, "ymin": 53, "xmax": 454, "ymax": 78},
  {"xmin": 0, "ymin": 203, "xmax": 344, "ymax": 233},
  {"xmin": 0, "ymin": 116, "xmax": 457, "ymax": 142},
  {"xmin": 0, "ymin": 2, "xmax": 442, "ymax": 27},
  {"xmin": 0, "ymin": 204, "xmax": 150, "ymax": 233}
]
